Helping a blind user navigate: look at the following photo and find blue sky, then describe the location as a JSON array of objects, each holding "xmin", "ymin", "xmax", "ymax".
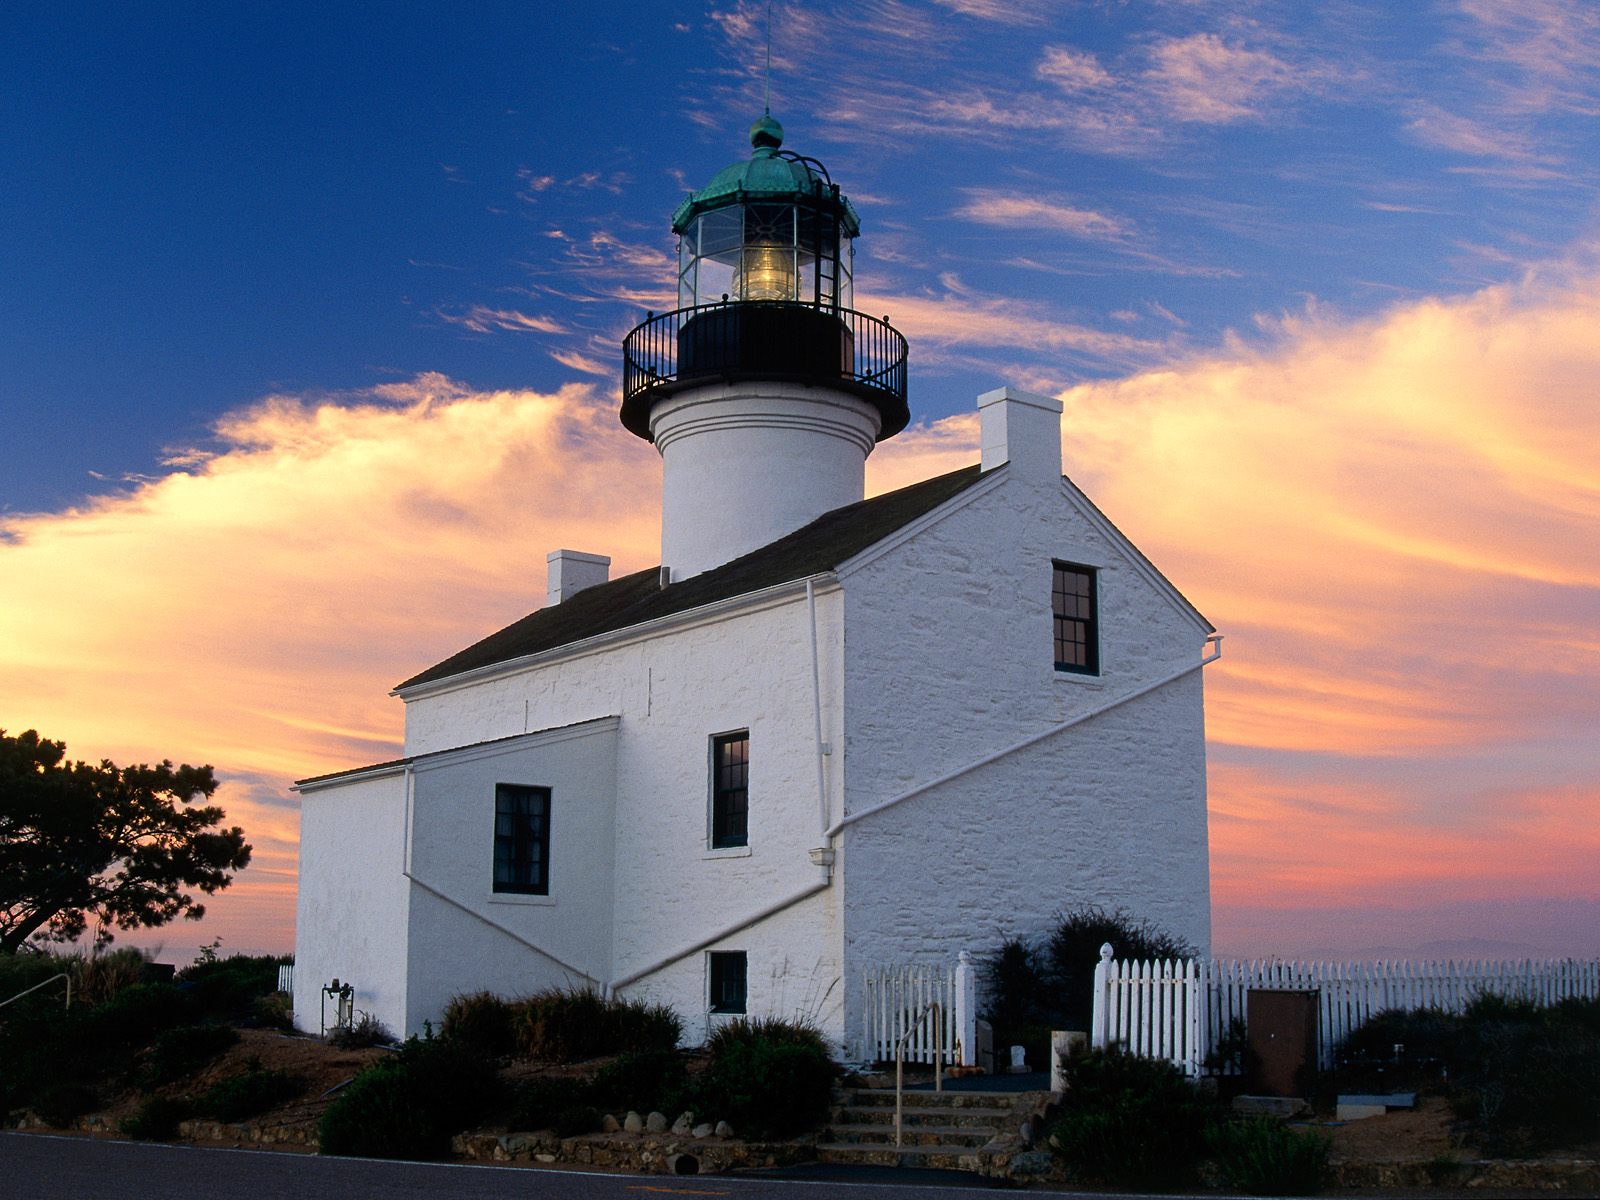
[
  {"xmin": 7, "ymin": 1, "xmax": 1596, "ymax": 512},
  {"xmin": 3, "ymin": 2, "xmax": 1599, "ymax": 960}
]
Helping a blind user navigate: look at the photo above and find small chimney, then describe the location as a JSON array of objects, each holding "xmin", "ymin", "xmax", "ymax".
[
  {"xmin": 978, "ymin": 386, "xmax": 1063, "ymax": 482},
  {"xmin": 546, "ymin": 550, "xmax": 610, "ymax": 607}
]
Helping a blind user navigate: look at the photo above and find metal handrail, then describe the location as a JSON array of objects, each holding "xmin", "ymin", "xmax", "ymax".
[
  {"xmin": 0, "ymin": 972, "xmax": 72, "ymax": 1013},
  {"xmin": 621, "ymin": 300, "xmax": 908, "ymax": 414},
  {"xmin": 893, "ymin": 1000, "xmax": 945, "ymax": 1148}
]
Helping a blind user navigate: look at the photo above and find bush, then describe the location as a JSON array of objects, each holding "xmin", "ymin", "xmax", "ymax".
[
  {"xmin": 1208, "ymin": 1117, "xmax": 1330, "ymax": 1195},
  {"xmin": 692, "ymin": 1021, "xmax": 837, "ymax": 1139},
  {"xmin": 507, "ymin": 1076, "xmax": 591, "ymax": 1132},
  {"xmin": 983, "ymin": 906, "xmax": 1195, "ymax": 1068},
  {"xmin": 442, "ymin": 991, "xmax": 518, "ymax": 1059},
  {"xmin": 30, "ymin": 1082, "xmax": 100, "ymax": 1129},
  {"xmin": 71, "ymin": 948, "xmax": 151, "ymax": 1006},
  {"xmin": 175, "ymin": 953, "xmax": 291, "ymax": 1022},
  {"xmin": 252, "ymin": 991, "xmax": 294, "ymax": 1031},
  {"xmin": 197, "ymin": 1058, "xmax": 304, "ymax": 1122},
  {"xmin": 142, "ymin": 1023, "xmax": 240, "ymax": 1086},
  {"xmin": 319, "ymin": 1035, "xmax": 500, "ymax": 1160},
  {"xmin": 1048, "ymin": 1048, "xmax": 1211, "ymax": 1190},
  {"xmin": 122, "ymin": 1096, "xmax": 190, "ymax": 1141},
  {"xmin": 328, "ymin": 1011, "xmax": 393, "ymax": 1049},
  {"xmin": 513, "ymin": 989, "xmax": 681, "ymax": 1063},
  {"xmin": 589, "ymin": 1048, "xmax": 688, "ymax": 1113},
  {"xmin": 704, "ymin": 1016, "xmax": 828, "ymax": 1057},
  {"xmin": 84, "ymin": 982, "xmax": 193, "ymax": 1049}
]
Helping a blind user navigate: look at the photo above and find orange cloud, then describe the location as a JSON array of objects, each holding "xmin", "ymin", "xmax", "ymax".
[{"xmin": 4, "ymin": 257, "xmax": 1598, "ymax": 961}]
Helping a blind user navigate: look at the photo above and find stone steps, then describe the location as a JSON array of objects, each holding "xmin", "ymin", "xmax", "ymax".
[
  {"xmin": 818, "ymin": 1087, "xmax": 1033, "ymax": 1171},
  {"xmin": 832, "ymin": 1104, "xmax": 1010, "ymax": 1128},
  {"xmin": 845, "ymin": 1088, "xmax": 1018, "ymax": 1109},
  {"xmin": 826, "ymin": 1121, "xmax": 997, "ymax": 1148}
]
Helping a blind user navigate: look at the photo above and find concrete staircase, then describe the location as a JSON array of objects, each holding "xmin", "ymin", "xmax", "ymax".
[{"xmin": 817, "ymin": 1087, "xmax": 1027, "ymax": 1171}]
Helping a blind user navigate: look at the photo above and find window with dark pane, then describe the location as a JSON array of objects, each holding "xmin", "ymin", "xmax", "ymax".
[
  {"xmin": 711, "ymin": 732, "xmax": 749, "ymax": 848},
  {"xmin": 709, "ymin": 951, "xmax": 747, "ymax": 1014},
  {"xmin": 1053, "ymin": 562, "xmax": 1099, "ymax": 675},
  {"xmin": 492, "ymin": 784, "xmax": 550, "ymax": 895}
]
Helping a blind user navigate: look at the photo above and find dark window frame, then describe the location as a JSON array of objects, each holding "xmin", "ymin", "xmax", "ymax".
[
  {"xmin": 492, "ymin": 783, "xmax": 551, "ymax": 895},
  {"xmin": 708, "ymin": 950, "xmax": 748, "ymax": 1014},
  {"xmin": 1053, "ymin": 561, "xmax": 1100, "ymax": 676},
  {"xmin": 710, "ymin": 731, "xmax": 749, "ymax": 849}
]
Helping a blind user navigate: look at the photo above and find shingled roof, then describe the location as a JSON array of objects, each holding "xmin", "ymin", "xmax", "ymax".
[{"xmin": 397, "ymin": 464, "xmax": 987, "ymax": 691}]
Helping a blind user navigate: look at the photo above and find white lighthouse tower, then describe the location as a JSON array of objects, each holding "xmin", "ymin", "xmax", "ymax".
[{"xmin": 620, "ymin": 115, "xmax": 909, "ymax": 581}]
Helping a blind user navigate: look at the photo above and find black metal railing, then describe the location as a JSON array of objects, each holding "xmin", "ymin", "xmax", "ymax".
[{"xmin": 621, "ymin": 301, "xmax": 908, "ymax": 440}]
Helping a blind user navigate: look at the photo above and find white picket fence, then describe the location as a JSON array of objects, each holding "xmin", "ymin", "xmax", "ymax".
[
  {"xmin": 277, "ymin": 964, "xmax": 294, "ymax": 996},
  {"xmin": 1091, "ymin": 946, "xmax": 1600, "ymax": 1075},
  {"xmin": 860, "ymin": 961, "xmax": 961, "ymax": 1065}
]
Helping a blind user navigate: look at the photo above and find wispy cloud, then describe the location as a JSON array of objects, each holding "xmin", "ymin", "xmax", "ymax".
[
  {"xmin": 437, "ymin": 305, "xmax": 566, "ymax": 335},
  {"xmin": 1144, "ymin": 33, "xmax": 1303, "ymax": 124},
  {"xmin": 953, "ymin": 190, "xmax": 1132, "ymax": 240}
]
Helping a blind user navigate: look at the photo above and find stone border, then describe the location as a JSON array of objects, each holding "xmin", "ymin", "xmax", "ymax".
[{"xmin": 453, "ymin": 1130, "xmax": 818, "ymax": 1175}]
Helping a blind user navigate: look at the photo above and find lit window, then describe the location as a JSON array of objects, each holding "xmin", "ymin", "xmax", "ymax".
[
  {"xmin": 711, "ymin": 732, "xmax": 749, "ymax": 848},
  {"xmin": 493, "ymin": 784, "xmax": 550, "ymax": 895},
  {"xmin": 1053, "ymin": 562, "xmax": 1099, "ymax": 675},
  {"xmin": 709, "ymin": 951, "xmax": 747, "ymax": 1014}
]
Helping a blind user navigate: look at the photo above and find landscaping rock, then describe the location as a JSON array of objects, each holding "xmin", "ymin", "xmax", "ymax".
[
  {"xmin": 645, "ymin": 1111, "xmax": 668, "ymax": 1133},
  {"xmin": 714, "ymin": 1120, "xmax": 733, "ymax": 1138},
  {"xmin": 623, "ymin": 1111, "xmax": 643, "ymax": 1133},
  {"xmin": 601, "ymin": 1114, "xmax": 621, "ymax": 1132},
  {"xmin": 692, "ymin": 1123, "xmax": 712, "ymax": 1138},
  {"xmin": 670, "ymin": 1112, "xmax": 693, "ymax": 1135}
]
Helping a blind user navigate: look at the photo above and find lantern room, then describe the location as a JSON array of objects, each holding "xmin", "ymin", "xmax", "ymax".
[{"xmin": 672, "ymin": 114, "xmax": 856, "ymax": 310}]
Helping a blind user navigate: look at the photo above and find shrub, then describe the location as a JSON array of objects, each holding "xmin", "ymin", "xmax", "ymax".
[
  {"xmin": 1207, "ymin": 1117, "xmax": 1330, "ymax": 1195},
  {"xmin": 175, "ymin": 953, "xmax": 291, "ymax": 1022},
  {"xmin": 692, "ymin": 1022, "xmax": 837, "ymax": 1139},
  {"xmin": 252, "ymin": 991, "xmax": 294, "ymax": 1031},
  {"xmin": 71, "ymin": 948, "xmax": 151, "ymax": 1006},
  {"xmin": 197, "ymin": 1057, "xmax": 304, "ymax": 1122},
  {"xmin": 319, "ymin": 1035, "xmax": 499, "ymax": 1160},
  {"xmin": 589, "ymin": 1048, "xmax": 688, "ymax": 1113},
  {"xmin": 84, "ymin": 982, "xmax": 193, "ymax": 1048},
  {"xmin": 1048, "ymin": 1048, "xmax": 1210, "ymax": 1190},
  {"xmin": 513, "ymin": 989, "xmax": 681, "ymax": 1063},
  {"xmin": 507, "ymin": 1076, "xmax": 591, "ymax": 1132},
  {"xmin": 142, "ymin": 1022, "xmax": 240, "ymax": 1085},
  {"xmin": 30, "ymin": 1082, "xmax": 100, "ymax": 1129},
  {"xmin": 329, "ymin": 1011, "xmax": 394, "ymax": 1049},
  {"xmin": 704, "ymin": 1016, "xmax": 828, "ymax": 1057},
  {"xmin": 983, "ymin": 906, "xmax": 1195, "ymax": 1067},
  {"xmin": 442, "ymin": 991, "xmax": 518, "ymax": 1059},
  {"xmin": 122, "ymin": 1096, "xmax": 190, "ymax": 1141}
]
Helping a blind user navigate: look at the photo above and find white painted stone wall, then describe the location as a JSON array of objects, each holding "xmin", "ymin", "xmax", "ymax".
[
  {"xmin": 400, "ymin": 587, "xmax": 848, "ymax": 1047},
  {"xmin": 652, "ymin": 381, "xmax": 881, "ymax": 580},
  {"xmin": 403, "ymin": 719, "xmax": 619, "ymax": 1034},
  {"xmin": 293, "ymin": 769, "xmax": 412, "ymax": 1037},
  {"xmin": 836, "ymin": 465, "xmax": 1212, "ymax": 1056}
]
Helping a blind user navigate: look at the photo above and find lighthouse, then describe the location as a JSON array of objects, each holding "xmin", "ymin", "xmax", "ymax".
[{"xmin": 621, "ymin": 115, "xmax": 910, "ymax": 582}]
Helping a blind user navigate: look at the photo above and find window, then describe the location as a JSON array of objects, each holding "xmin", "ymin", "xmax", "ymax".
[
  {"xmin": 492, "ymin": 784, "xmax": 550, "ymax": 895},
  {"xmin": 710, "ymin": 732, "xmax": 749, "ymax": 848},
  {"xmin": 1053, "ymin": 562, "xmax": 1099, "ymax": 675},
  {"xmin": 709, "ymin": 951, "xmax": 747, "ymax": 1014}
]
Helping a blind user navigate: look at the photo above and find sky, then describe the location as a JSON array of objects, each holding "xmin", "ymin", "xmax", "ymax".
[{"xmin": 2, "ymin": 1, "xmax": 1597, "ymax": 966}]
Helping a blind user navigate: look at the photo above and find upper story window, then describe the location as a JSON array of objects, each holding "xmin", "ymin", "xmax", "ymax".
[
  {"xmin": 493, "ymin": 783, "xmax": 550, "ymax": 895},
  {"xmin": 711, "ymin": 732, "xmax": 749, "ymax": 848},
  {"xmin": 1053, "ymin": 562, "xmax": 1099, "ymax": 675}
]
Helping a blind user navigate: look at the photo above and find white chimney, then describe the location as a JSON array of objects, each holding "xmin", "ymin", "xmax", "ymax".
[
  {"xmin": 546, "ymin": 550, "xmax": 611, "ymax": 607},
  {"xmin": 978, "ymin": 386, "xmax": 1063, "ymax": 482}
]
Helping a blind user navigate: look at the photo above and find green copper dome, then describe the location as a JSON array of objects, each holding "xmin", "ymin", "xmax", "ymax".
[{"xmin": 670, "ymin": 116, "xmax": 862, "ymax": 237}]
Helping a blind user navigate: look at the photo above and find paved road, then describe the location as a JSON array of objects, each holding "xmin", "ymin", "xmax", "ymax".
[{"xmin": 0, "ymin": 1133, "xmax": 1119, "ymax": 1199}]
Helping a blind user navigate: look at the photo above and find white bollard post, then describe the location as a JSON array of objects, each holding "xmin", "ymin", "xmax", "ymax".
[{"xmin": 955, "ymin": 950, "xmax": 977, "ymax": 1067}]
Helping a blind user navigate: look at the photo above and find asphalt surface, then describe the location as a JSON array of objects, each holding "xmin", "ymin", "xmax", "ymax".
[{"xmin": 0, "ymin": 1132, "xmax": 1124, "ymax": 1199}]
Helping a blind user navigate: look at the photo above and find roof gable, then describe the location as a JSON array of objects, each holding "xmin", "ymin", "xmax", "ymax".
[{"xmin": 397, "ymin": 464, "xmax": 985, "ymax": 691}]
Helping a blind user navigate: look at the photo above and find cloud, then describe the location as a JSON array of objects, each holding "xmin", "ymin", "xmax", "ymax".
[
  {"xmin": 1036, "ymin": 45, "xmax": 1114, "ymax": 93},
  {"xmin": 1144, "ymin": 33, "xmax": 1302, "ymax": 124},
  {"xmin": 1404, "ymin": 103, "xmax": 1536, "ymax": 160},
  {"xmin": 436, "ymin": 306, "xmax": 566, "ymax": 335},
  {"xmin": 953, "ymin": 190, "xmax": 1132, "ymax": 240}
]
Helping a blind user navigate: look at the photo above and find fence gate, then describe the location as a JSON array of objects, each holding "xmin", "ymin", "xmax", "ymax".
[{"xmin": 861, "ymin": 963, "xmax": 958, "ymax": 1065}]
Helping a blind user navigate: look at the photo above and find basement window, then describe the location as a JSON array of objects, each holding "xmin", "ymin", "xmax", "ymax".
[
  {"xmin": 492, "ymin": 784, "xmax": 550, "ymax": 895},
  {"xmin": 1053, "ymin": 561, "xmax": 1099, "ymax": 675},
  {"xmin": 710, "ymin": 732, "xmax": 749, "ymax": 848},
  {"xmin": 709, "ymin": 951, "xmax": 747, "ymax": 1014}
]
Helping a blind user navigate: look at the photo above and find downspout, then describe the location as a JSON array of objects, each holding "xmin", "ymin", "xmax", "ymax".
[
  {"xmin": 806, "ymin": 578, "xmax": 831, "ymax": 835},
  {"xmin": 399, "ymin": 762, "xmax": 602, "ymax": 988},
  {"xmin": 825, "ymin": 635, "xmax": 1223, "ymax": 838}
]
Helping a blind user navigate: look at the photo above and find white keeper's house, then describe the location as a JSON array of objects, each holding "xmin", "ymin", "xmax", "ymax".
[{"xmin": 292, "ymin": 114, "xmax": 1219, "ymax": 1054}]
